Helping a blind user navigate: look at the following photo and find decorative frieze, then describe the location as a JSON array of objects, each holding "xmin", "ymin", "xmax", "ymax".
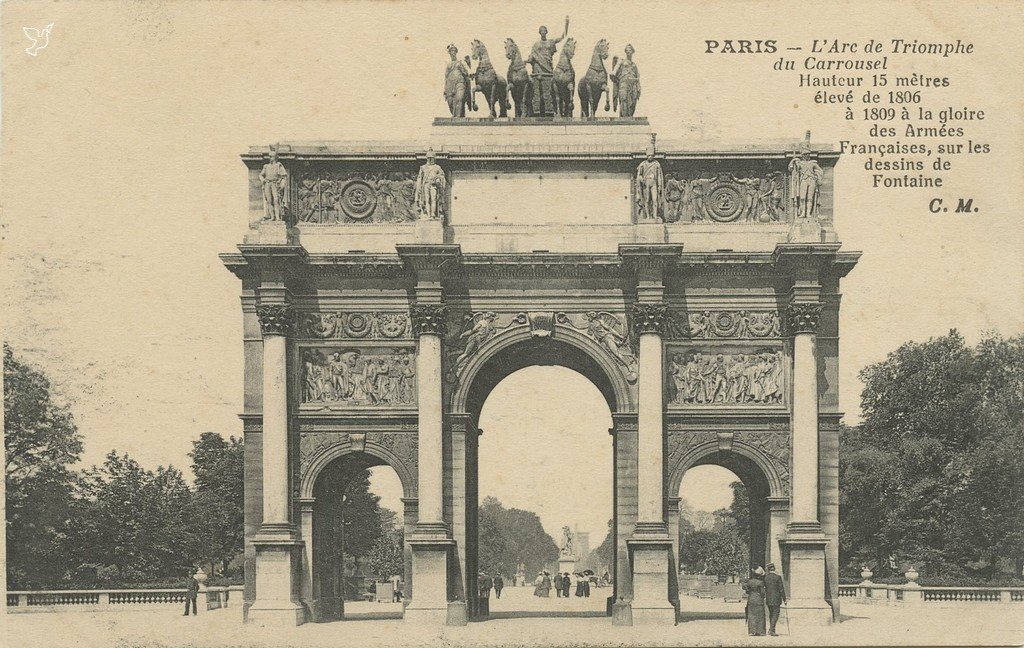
[
  {"xmin": 665, "ymin": 310, "xmax": 782, "ymax": 340},
  {"xmin": 298, "ymin": 431, "xmax": 418, "ymax": 479},
  {"xmin": 256, "ymin": 304, "xmax": 294, "ymax": 336},
  {"xmin": 664, "ymin": 171, "xmax": 787, "ymax": 224},
  {"xmin": 667, "ymin": 349, "xmax": 785, "ymax": 406},
  {"xmin": 294, "ymin": 170, "xmax": 419, "ymax": 224},
  {"xmin": 298, "ymin": 311, "xmax": 411, "ymax": 339},
  {"xmin": 786, "ymin": 303, "xmax": 822, "ymax": 334},
  {"xmin": 666, "ymin": 429, "xmax": 791, "ymax": 493},
  {"xmin": 410, "ymin": 304, "xmax": 448, "ymax": 337},
  {"xmin": 558, "ymin": 311, "xmax": 639, "ymax": 383},
  {"xmin": 301, "ymin": 347, "xmax": 416, "ymax": 407},
  {"xmin": 631, "ymin": 303, "xmax": 668, "ymax": 335}
]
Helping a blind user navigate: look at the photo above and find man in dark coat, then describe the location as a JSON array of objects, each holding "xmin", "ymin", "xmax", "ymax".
[
  {"xmin": 183, "ymin": 572, "xmax": 199, "ymax": 616},
  {"xmin": 493, "ymin": 574, "xmax": 504, "ymax": 599},
  {"xmin": 562, "ymin": 572, "xmax": 571, "ymax": 598},
  {"xmin": 764, "ymin": 563, "xmax": 787, "ymax": 636},
  {"xmin": 554, "ymin": 572, "xmax": 563, "ymax": 597}
]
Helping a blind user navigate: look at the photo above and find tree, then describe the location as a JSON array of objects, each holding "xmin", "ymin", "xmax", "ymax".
[
  {"xmin": 340, "ymin": 469, "xmax": 383, "ymax": 566},
  {"xmin": 71, "ymin": 452, "xmax": 198, "ymax": 580},
  {"xmin": 584, "ymin": 519, "xmax": 615, "ymax": 573},
  {"xmin": 189, "ymin": 433, "xmax": 244, "ymax": 576},
  {"xmin": 682, "ymin": 527, "xmax": 748, "ymax": 576},
  {"xmin": 366, "ymin": 508, "xmax": 404, "ymax": 579},
  {"xmin": 478, "ymin": 496, "xmax": 559, "ymax": 578},
  {"xmin": 839, "ymin": 331, "xmax": 1024, "ymax": 581},
  {"xmin": 4, "ymin": 344, "xmax": 83, "ymax": 588}
]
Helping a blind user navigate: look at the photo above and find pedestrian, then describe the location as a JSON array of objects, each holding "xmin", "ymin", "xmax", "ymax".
[
  {"xmin": 390, "ymin": 574, "xmax": 402, "ymax": 603},
  {"xmin": 764, "ymin": 563, "xmax": 786, "ymax": 636},
  {"xmin": 493, "ymin": 574, "xmax": 504, "ymax": 599},
  {"xmin": 554, "ymin": 571, "xmax": 563, "ymax": 597},
  {"xmin": 562, "ymin": 572, "xmax": 571, "ymax": 598},
  {"xmin": 183, "ymin": 571, "xmax": 199, "ymax": 616},
  {"xmin": 743, "ymin": 566, "xmax": 767, "ymax": 636},
  {"xmin": 542, "ymin": 571, "xmax": 552, "ymax": 597},
  {"xmin": 583, "ymin": 573, "xmax": 591, "ymax": 598},
  {"xmin": 534, "ymin": 571, "xmax": 545, "ymax": 597},
  {"xmin": 575, "ymin": 572, "xmax": 585, "ymax": 597},
  {"xmin": 478, "ymin": 571, "xmax": 493, "ymax": 601}
]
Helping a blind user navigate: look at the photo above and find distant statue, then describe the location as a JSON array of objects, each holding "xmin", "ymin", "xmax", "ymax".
[
  {"xmin": 443, "ymin": 44, "xmax": 473, "ymax": 117},
  {"xmin": 552, "ymin": 37, "xmax": 576, "ymax": 118},
  {"xmin": 260, "ymin": 149, "xmax": 288, "ymax": 221},
  {"xmin": 611, "ymin": 44, "xmax": 640, "ymax": 117},
  {"xmin": 636, "ymin": 143, "xmax": 664, "ymax": 221},
  {"xmin": 561, "ymin": 526, "xmax": 575, "ymax": 556},
  {"xmin": 469, "ymin": 40, "xmax": 509, "ymax": 118},
  {"xmin": 789, "ymin": 148, "xmax": 823, "ymax": 219},
  {"xmin": 578, "ymin": 39, "xmax": 611, "ymax": 118},
  {"xmin": 415, "ymin": 149, "xmax": 445, "ymax": 219},
  {"xmin": 527, "ymin": 16, "xmax": 569, "ymax": 116},
  {"xmin": 504, "ymin": 39, "xmax": 531, "ymax": 118}
]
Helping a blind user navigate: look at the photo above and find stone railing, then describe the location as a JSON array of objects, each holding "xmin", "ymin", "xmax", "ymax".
[
  {"xmin": 6, "ymin": 586, "xmax": 240, "ymax": 613},
  {"xmin": 840, "ymin": 582, "xmax": 1024, "ymax": 607}
]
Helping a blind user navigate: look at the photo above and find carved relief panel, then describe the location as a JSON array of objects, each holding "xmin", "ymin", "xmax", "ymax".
[
  {"xmin": 663, "ymin": 171, "xmax": 788, "ymax": 224},
  {"xmin": 293, "ymin": 168, "xmax": 419, "ymax": 224},
  {"xmin": 300, "ymin": 346, "xmax": 416, "ymax": 409},
  {"xmin": 666, "ymin": 347, "xmax": 785, "ymax": 407}
]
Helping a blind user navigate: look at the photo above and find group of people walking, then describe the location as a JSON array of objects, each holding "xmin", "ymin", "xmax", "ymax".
[
  {"xmin": 532, "ymin": 571, "xmax": 592, "ymax": 598},
  {"xmin": 743, "ymin": 563, "xmax": 787, "ymax": 636}
]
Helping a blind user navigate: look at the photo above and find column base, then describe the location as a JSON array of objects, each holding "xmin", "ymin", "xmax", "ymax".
[
  {"xmin": 249, "ymin": 527, "xmax": 306, "ymax": 627},
  {"xmin": 627, "ymin": 532, "xmax": 676, "ymax": 626},
  {"xmin": 780, "ymin": 529, "xmax": 831, "ymax": 629},
  {"xmin": 405, "ymin": 534, "xmax": 455, "ymax": 625}
]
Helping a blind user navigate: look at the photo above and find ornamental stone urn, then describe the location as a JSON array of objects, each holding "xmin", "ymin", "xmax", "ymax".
[
  {"xmin": 194, "ymin": 567, "xmax": 208, "ymax": 585},
  {"xmin": 860, "ymin": 567, "xmax": 873, "ymax": 582},
  {"xmin": 904, "ymin": 567, "xmax": 920, "ymax": 586}
]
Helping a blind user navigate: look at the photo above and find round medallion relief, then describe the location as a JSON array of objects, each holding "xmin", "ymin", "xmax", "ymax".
[
  {"xmin": 339, "ymin": 180, "xmax": 377, "ymax": 219},
  {"xmin": 705, "ymin": 182, "xmax": 745, "ymax": 222}
]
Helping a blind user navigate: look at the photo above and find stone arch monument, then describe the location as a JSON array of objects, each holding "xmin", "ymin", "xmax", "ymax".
[{"xmin": 222, "ymin": 78, "xmax": 858, "ymax": 629}]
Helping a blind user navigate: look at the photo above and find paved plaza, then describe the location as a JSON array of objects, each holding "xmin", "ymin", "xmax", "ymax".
[{"xmin": 9, "ymin": 588, "xmax": 1024, "ymax": 648}]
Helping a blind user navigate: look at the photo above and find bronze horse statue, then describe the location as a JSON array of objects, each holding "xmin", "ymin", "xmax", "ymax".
[
  {"xmin": 470, "ymin": 40, "xmax": 509, "ymax": 118},
  {"xmin": 551, "ymin": 37, "xmax": 576, "ymax": 118},
  {"xmin": 504, "ymin": 38, "xmax": 531, "ymax": 118},
  {"xmin": 578, "ymin": 39, "xmax": 611, "ymax": 118}
]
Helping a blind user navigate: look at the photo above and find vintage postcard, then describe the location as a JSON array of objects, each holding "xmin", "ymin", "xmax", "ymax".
[{"xmin": 3, "ymin": 1, "xmax": 1022, "ymax": 646}]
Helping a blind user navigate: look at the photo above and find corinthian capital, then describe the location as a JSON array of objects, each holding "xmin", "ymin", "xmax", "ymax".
[
  {"xmin": 256, "ymin": 303, "xmax": 294, "ymax": 337},
  {"xmin": 410, "ymin": 304, "xmax": 448, "ymax": 337},
  {"xmin": 632, "ymin": 302, "xmax": 668, "ymax": 335},
  {"xmin": 786, "ymin": 303, "xmax": 822, "ymax": 335}
]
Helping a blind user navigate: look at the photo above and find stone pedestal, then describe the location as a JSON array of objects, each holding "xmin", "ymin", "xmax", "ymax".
[
  {"xmin": 558, "ymin": 556, "xmax": 578, "ymax": 576},
  {"xmin": 244, "ymin": 219, "xmax": 297, "ymax": 245},
  {"xmin": 415, "ymin": 219, "xmax": 444, "ymax": 244},
  {"xmin": 780, "ymin": 533, "xmax": 832, "ymax": 627},
  {"xmin": 249, "ymin": 529, "xmax": 306, "ymax": 626},
  {"xmin": 405, "ymin": 534, "xmax": 455, "ymax": 624},
  {"xmin": 787, "ymin": 218, "xmax": 823, "ymax": 243},
  {"xmin": 627, "ymin": 534, "xmax": 676, "ymax": 625},
  {"xmin": 635, "ymin": 221, "xmax": 667, "ymax": 243}
]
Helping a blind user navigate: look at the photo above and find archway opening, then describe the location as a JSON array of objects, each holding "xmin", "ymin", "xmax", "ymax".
[
  {"xmin": 676, "ymin": 459, "xmax": 772, "ymax": 619},
  {"xmin": 310, "ymin": 456, "xmax": 410, "ymax": 622},
  {"xmin": 469, "ymin": 365, "xmax": 614, "ymax": 620}
]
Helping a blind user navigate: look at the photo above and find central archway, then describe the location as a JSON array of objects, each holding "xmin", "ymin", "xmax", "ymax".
[{"xmin": 454, "ymin": 331, "xmax": 630, "ymax": 620}]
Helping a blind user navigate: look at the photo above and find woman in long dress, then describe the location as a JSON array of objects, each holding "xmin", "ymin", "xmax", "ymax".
[
  {"xmin": 744, "ymin": 567, "xmax": 767, "ymax": 636},
  {"xmin": 611, "ymin": 44, "xmax": 641, "ymax": 117},
  {"xmin": 533, "ymin": 572, "xmax": 545, "ymax": 597},
  {"xmin": 542, "ymin": 572, "xmax": 552, "ymax": 597}
]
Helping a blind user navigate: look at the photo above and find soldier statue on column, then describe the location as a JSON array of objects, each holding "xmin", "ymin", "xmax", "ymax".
[
  {"xmin": 788, "ymin": 145, "xmax": 823, "ymax": 219},
  {"xmin": 636, "ymin": 140, "xmax": 664, "ymax": 221},
  {"xmin": 259, "ymin": 148, "xmax": 288, "ymax": 221},
  {"xmin": 415, "ymin": 149, "xmax": 446, "ymax": 219}
]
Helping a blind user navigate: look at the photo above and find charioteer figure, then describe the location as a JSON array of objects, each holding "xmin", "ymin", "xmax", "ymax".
[{"xmin": 527, "ymin": 16, "xmax": 569, "ymax": 116}]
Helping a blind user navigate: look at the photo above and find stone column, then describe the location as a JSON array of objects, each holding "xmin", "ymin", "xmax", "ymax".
[
  {"xmin": 298, "ymin": 498, "xmax": 317, "ymax": 621},
  {"xmin": 405, "ymin": 303, "xmax": 456, "ymax": 624},
  {"xmin": 780, "ymin": 302, "xmax": 831, "ymax": 626},
  {"xmin": 766, "ymin": 496, "xmax": 789, "ymax": 576},
  {"xmin": 626, "ymin": 302, "xmax": 676, "ymax": 625},
  {"xmin": 248, "ymin": 303, "xmax": 305, "ymax": 626}
]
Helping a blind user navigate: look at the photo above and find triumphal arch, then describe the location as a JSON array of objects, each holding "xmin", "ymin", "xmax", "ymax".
[{"xmin": 222, "ymin": 47, "xmax": 858, "ymax": 627}]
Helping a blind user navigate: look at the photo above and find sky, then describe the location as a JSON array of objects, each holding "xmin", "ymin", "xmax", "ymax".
[{"xmin": 3, "ymin": 1, "xmax": 1022, "ymax": 543}]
